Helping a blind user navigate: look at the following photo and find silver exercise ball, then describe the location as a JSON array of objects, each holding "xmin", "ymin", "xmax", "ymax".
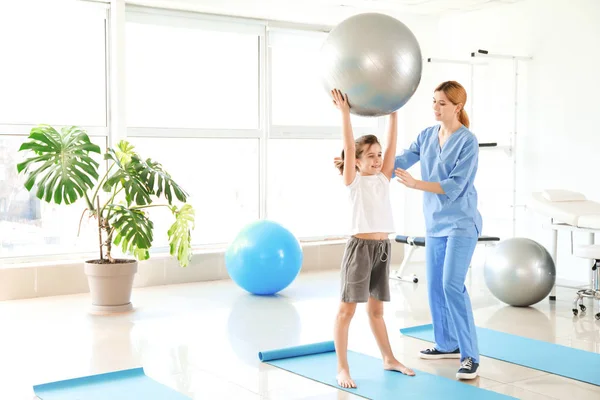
[
  {"xmin": 320, "ymin": 13, "xmax": 423, "ymax": 117},
  {"xmin": 484, "ymin": 238, "xmax": 556, "ymax": 307}
]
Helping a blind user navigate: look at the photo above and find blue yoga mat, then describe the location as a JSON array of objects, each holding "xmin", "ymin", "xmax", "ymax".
[
  {"xmin": 400, "ymin": 324, "xmax": 600, "ymax": 386},
  {"xmin": 259, "ymin": 341, "xmax": 515, "ymax": 399},
  {"xmin": 33, "ymin": 367, "xmax": 191, "ymax": 400}
]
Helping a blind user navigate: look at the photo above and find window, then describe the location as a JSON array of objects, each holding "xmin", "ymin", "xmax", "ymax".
[
  {"xmin": 0, "ymin": 135, "xmax": 108, "ymax": 259},
  {"xmin": 126, "ymin": 11, "xmax": 261, "ymax": 130},
  {"xmin": 267, "ymin": 139, "xmax": 349, "ymax": 238},
  {"xmin": 124, "ymin": 10, "xmax": 262, "ymax": 247},
  {"xmin": 127, "ymin": 138, "xmax": 259, "ymax": 246},
  {"xmin": 0, "ymin": 1, "xmax": 107, "ymax": 127},
  {"xmin": 0, "ymin": 1, "xmax": 108, "ymax": 260},
  {"xmin": 266, "ymin": 29, "xmax": 390, "ymax": 239},
  {"xmin": 269, "ymin": 29, "xmax": 379, "ymax": 129}
]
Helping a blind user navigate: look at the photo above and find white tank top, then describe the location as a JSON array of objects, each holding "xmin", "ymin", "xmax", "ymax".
[{"xmin": 347, "ymin": 172, "xmax": 395, "ymax": 234}]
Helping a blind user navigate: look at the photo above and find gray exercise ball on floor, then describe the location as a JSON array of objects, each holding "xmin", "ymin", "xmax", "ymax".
[
  {"xmin": 319, "ymin": 13, "xmax": 422, "ymax": 117},
  {"xmin": 484, "ymin": 237, "xmax": 556, "ymax": 307}
]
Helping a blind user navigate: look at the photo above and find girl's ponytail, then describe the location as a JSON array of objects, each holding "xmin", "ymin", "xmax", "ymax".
[{"xmin": 335, "ymin": 150, "xmax": 345, "ymax": 175}]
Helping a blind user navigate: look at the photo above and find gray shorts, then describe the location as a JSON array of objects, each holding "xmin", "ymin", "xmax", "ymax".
[{"xmin": 340, "ymin": 236, "xmax": 391, "ymax": 303}]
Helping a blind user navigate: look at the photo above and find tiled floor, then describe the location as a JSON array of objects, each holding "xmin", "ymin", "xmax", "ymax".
[{"xmin": 0, "ymin": 254, "xmax": 599, "ymax": 400}]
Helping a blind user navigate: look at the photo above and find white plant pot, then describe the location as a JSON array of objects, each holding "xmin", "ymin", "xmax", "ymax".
[{"xmin": 84, "ymin": 259, "xmax": 138, "ymax": 315}]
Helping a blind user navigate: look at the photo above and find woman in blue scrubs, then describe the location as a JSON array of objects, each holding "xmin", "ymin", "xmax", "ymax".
[{"xmin": 394, "ymin": 81, "xmax": 482, "ymax": 380}]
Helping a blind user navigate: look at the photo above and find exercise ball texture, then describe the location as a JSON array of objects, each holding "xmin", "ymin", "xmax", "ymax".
[
  {"xmin": 225, "ymin": 220, "xmax": 303, "ymax": 295},
  {"xmin": 320, "ymin": 13, "xmax": 422, "ymax": 117},
  {"xmin": 484, "ymin": 238, "xmax": 556, "ymax": 307}
]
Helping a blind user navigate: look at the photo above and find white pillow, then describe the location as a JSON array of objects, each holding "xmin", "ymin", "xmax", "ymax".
[{"xmin": 542, "ymin": 189, "xmax": 586, "ymax": 202}]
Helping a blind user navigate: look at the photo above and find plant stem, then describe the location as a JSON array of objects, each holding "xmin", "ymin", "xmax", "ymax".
[
  {"xmin": 105, "ymin": 226, "xmax": 114, "ymax": 263},
  {"xmin": 97, "ymin": 196, "xmax": 103, "ymax": 261},
  {"xmin": 77, "ymin": 208, "xmax": 89, "ymax": 237},
  {"xmin": 100, "ymin": 186, "xmax": 123, "ymax": 217},
  {"xmin": 84, "ymin": 192, "xmax": 93, "ymax": 211},
  {"xmin": 90, "ymin": 163, "xmax": 115, "ymax": 211}
]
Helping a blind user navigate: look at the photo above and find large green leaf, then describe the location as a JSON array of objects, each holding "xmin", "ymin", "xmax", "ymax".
[
  {"xmin": 16, "ymin": 125, "xmax": 101, "ymax": 205},
  {"xmin": 103, "ymin": 141, "xmax": 135, "ymax": 170},
  {"xmin": 108, "ymin": 205, "xmax": 153, "ymax": 260},
  {"xmin": 113, "ymin": 140, "xmax": 135, "ymax": 166},
  {"xmin": 103, "ymin": 140, "xmax": 187, "ymax": 206},
  {"xmin": 167, "ymin": 204, "xmax": 195, "ymax": 267},
  {"xmin": 103, "ymin": 146, "xmax": 152, "ymax": 206},
  {"xmin": 138, "ymin": 158, "xmax": 188, "ymax": 204}
]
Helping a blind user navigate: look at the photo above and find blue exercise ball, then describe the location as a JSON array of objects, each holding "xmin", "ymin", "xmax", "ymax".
[{"xmin": 225, "ymin": 220, "xmax": 303, "ymax": 295}]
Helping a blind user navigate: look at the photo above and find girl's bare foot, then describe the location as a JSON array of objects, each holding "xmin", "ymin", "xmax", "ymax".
[
  {"xmin": 384, "ymin": 360, "xmax": 416, "ymax": 376},
  {"xmin": 336, "ymin": 369, "xmax": 357, "ymax": 388}
]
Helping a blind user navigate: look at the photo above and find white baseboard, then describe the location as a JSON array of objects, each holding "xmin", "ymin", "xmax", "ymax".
[{"xmin": 0, "ymin": 241, "xmax": 406, "ymax": 302}]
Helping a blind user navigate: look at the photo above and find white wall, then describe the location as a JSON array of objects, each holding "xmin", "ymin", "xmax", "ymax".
[
  {"xmin": 406, "ymin": 0, "xmax": 600, "ymax": 284},
  {"xmin": 126, "ymin": 0, "xmax": 439, "ymax": 31}
]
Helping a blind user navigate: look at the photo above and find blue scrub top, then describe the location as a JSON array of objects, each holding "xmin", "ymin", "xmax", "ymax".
[{"xmin": 394, "ymin": 125, "xmax": 482, "ymax": 238}]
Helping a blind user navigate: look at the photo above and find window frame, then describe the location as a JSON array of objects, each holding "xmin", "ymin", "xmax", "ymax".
[
  {"xmin": 0, "ymin": 2, "xmax": 110, "ymax": 137},
  {"xmin": 0, "ymin": 3, "xmax": 394, "ymax": 262},
  {"xmin": 0, "ymin": 125, "xmax": 109, "ymax": 137},
  {"xmin": 121, "ymin": 6, "xmax": 387, "ymax": 243},
  {"xmin": 124, "ymin": 5, "xmax": 265, "ymax": 138},
  {"xmin": 266, "ymin": 26, "xmax": 382, "ymax": 139},
  {"xmin": 0, "ymin": 1, "xmax": 110, "ymax": 263}
]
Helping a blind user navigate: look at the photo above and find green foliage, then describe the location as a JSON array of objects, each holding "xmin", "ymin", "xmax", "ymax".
[
  {"xmin": 17, "ymin": 125, "xmax": 195, "ymax": 266},
  {"xmin": 108, "ymin": 204, "xmax": 153, "ymax": 261},
  {"xmin": 16, "ymin": 125, "xmax": 101, "ymax": 206},
  {"xmin": 168, "ymin": 204, "xmax": 195, "ymax": 267}
]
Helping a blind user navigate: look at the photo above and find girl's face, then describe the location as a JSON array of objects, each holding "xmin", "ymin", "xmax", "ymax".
[
  {"xmin": 356, "ymin": 143, "xmax": 383, "ymax": 175},
  {"xmin": 433, "ymin": 90, "xmax": 461, "ymax": 123}
]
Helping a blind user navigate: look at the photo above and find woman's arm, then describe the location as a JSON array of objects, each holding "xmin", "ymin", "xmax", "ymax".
[
  {"xmin": 393, "ymin": 130, "xmax": 423, "ymax": 174},
  {"xmin": 381, "ymin": 112, "xmax": 398, "ymax": 180},
  {"xmin": 438, "ymin": 136, "xmax": 479, "ymax": 201},
  {"xmin": 396, "ymin": 136, "xmax": 478, "ymax": 199},
  {"xmin": 395, "ymin": 169, "xmax": 444, "ymax": 193}
]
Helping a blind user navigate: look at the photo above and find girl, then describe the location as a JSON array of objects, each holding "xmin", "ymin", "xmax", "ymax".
[{"xmin": 331, "ymin": 88, "xmax": 415, "ymax": 389}]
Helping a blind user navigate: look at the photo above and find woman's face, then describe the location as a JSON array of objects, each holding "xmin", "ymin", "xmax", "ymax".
[{"xmin": 432, "ymin": 90, "xmax": 460, "ymax": 123}]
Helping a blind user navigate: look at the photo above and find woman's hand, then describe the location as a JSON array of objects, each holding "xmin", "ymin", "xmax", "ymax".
[
  {"xmin": 395, "ymin": 168, "xmax": 417, "ymax": 188},
  {"xmin": 331, "ymin": 89, "xmax": 350, "ymax": 114}
]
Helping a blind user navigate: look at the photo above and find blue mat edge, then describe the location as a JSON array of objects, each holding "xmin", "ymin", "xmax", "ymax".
[
  {"xmin": 32, "ymin": 367, "xmax": 192, "ymax": 399},
  {"xmin": 400, "ymin": 323, "xmax": 600, "ymax": 386},
  {"xmin": 33, "ymin": 368, "xmax": 145, "ymax": 393},
  {"xmin": 259, "ymin": 342, "xmax": 517, "ymax": 399}
]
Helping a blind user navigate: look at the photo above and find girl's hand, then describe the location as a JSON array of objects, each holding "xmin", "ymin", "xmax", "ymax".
[
  {"xmin": 395, "ymin": 168, "xmax": 417, "ymax": 189},
  {"xmin": 331, "ymin": 89, "xmax": 350, "ymax": 113}
]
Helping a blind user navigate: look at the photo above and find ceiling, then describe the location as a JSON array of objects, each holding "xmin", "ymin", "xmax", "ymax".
[
  {"xmin": 336, "ymin": 0, "xmax": 527, "ymax": 16},
  {"xmin": 128, "ymin": 0, "xmax": 530, "ymax": 26}
]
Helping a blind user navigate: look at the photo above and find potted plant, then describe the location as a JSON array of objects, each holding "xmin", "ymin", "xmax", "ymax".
[{"xmin": 16, "ymin": 125, "xmax": 195, "ymax": 314}]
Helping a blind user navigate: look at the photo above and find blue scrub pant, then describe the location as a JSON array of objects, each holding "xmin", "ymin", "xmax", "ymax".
[{"xmin": 426, "ymin": 236, "xmax": 479, "ymax": 363}]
